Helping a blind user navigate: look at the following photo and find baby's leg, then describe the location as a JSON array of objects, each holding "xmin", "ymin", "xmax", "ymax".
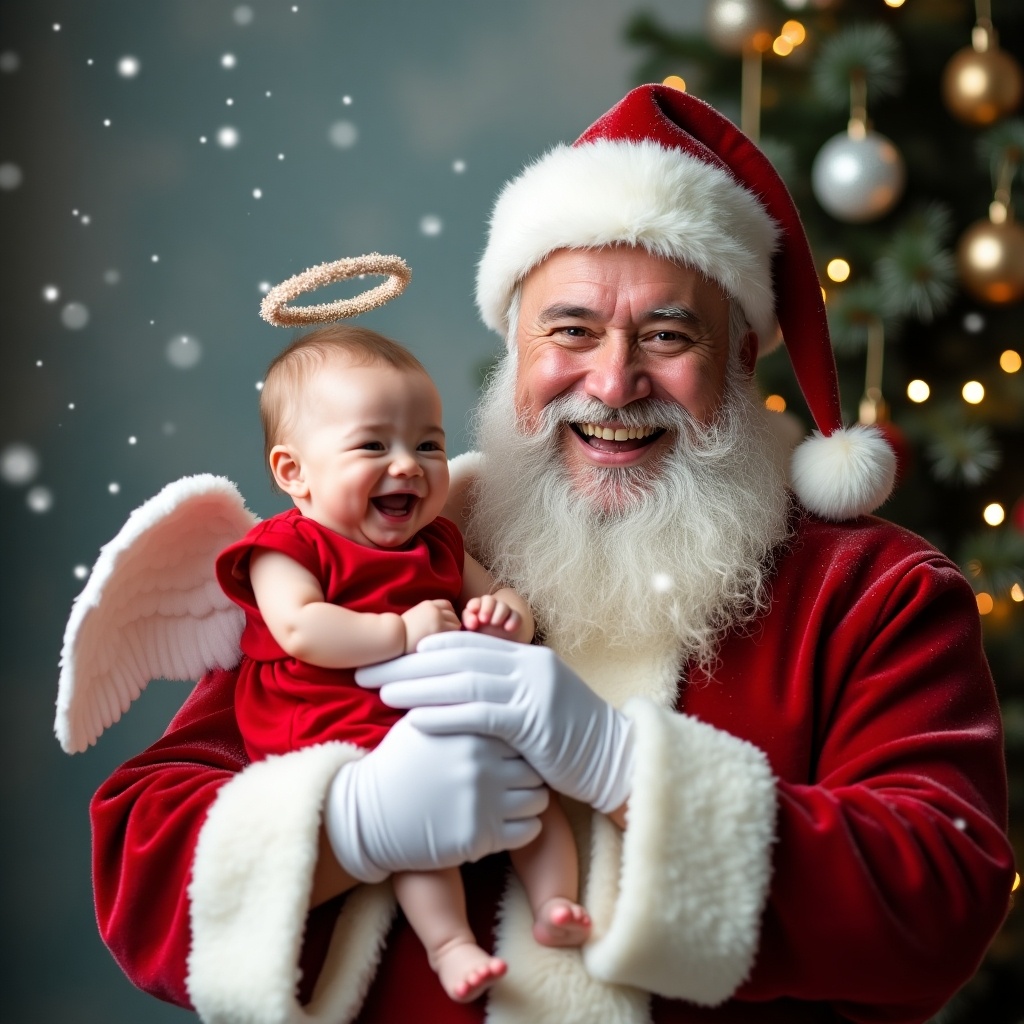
[
  {"xmin": 393, "ymin": 868, "xmax": 506, "ymax": 1003},
  {"xmin": 509, "ymin": 797, "xmax": 591, "ymax": 947}
]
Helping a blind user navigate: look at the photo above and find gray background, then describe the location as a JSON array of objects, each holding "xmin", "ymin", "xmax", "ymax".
[{"xmin": 0, "ymin": 1, "xmax": 703, "ymax": 1019}]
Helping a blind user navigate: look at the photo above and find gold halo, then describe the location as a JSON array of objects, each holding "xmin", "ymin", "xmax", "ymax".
[{"xmin": 260, "ymin": 253, "xmax": 411, "ymax": 326}]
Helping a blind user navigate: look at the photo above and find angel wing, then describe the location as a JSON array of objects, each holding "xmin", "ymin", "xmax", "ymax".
[{"xmin": 55, "ymin": 474, "xmax": 260, "ymax": 754}]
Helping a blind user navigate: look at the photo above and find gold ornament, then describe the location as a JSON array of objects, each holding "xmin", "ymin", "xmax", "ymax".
[
  {"xmin": 941, "ymin": 14, "xmax": 1022, "ymax": 125},
  {"xmin": 943, "ymin": 46, "xmax": 1023, "ymax": 125},
  {"xmin": 956, "ymin": 217, "xmax": 1024, "ymax": 304},
  {"xmin": 705, "ymin": 0, "xmax": 775, "ymax": 55}
]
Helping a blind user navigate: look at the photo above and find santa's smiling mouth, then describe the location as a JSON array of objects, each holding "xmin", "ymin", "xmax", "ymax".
[
  {"xmin": 571, "ymin": 422, "xmax": 665, "ymax": 452},
  {"xmin": 372, "ymin": 494, "xmax": 417, "ymax": 518}
]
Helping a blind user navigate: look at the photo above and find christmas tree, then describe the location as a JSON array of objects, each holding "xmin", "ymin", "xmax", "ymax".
[{"xmin": 626, "ymin": 1, "xmax": 1022, "ymax": 1018}]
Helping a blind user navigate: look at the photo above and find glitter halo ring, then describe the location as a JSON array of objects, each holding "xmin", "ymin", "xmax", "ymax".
[{"xmin": 260, "ymin": 253, "xmax": 411, "ymax": 326}]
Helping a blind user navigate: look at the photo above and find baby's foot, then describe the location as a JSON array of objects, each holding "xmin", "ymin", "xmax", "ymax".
[
  {"xmin": 433, "ymin": 941, "xmax": 507, "ymax": 1003},
  {"xmin": 532, "ymin": 897, "xmax": 592, "ymax": 947}
]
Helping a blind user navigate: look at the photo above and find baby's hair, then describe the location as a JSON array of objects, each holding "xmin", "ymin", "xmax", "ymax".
[{"xmin": 260, "ymin": 323, "xmax": 427, "ymax": 469}]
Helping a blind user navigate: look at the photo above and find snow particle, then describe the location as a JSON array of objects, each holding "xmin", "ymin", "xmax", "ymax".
[
  {"xmin": 73, "ymin": 564, "xmax": 90, "ymax": 580},
  {"xmin": 103, "ymin": 119, "xmax": 111, "ymax": 126},
  {"xmin": 277, "ymin": 152, "xmax": 285, "ymax": 160},
  {"xmin": 419, "ymin": 215, "xmax": 443, "ymax": 237},
  {"xmin": 68, "ymin": 402, "xmax": 75, "ymax": 409},
  {"xmin": 255, "ymin": 380, "xmax": 264, "ymax": 391},
  {"xmin": 327, "ymin": 120, "xmax": 358, "ymax": 149},
  {"xmin": 53, "ymin": 24, "xmax": 61, "ymax": 32},
  {"xmin": 953, "ymin": 817, "xmax": 967, "ymax": 831},
  {"xmin": 42, "ymin": 285, "xmax": 60, "ymax": 302},
  {"xmin": 1, "ymin": 443, "xmax": 40, "ymax": 486},
  {"xmin": 252, "ymin": 187, "xmax": 262, "ymax": 198},
  {"xmin": 104, "ymin": 269, "xmax": 120, "ymax": 284},
  {"xmin": 233, "ymin": 6, "xmax": 254, "ymax": 26},
  {"xmin": 151, "ymin": 254, "xmax": 160, "ymax": 262},
  {"xmin": 108, "ymin": 482, "xmax": 121, "ymax": 495},
  {"xmin": 452, "ymin": 159, "xmax": 466, "ymax": 173},
  {"xmin": 61, "ymin": 302, "xmax": 90, "ymax": 330},
  {"xmin": 217, "ymin": 125, "xmax": 240, "ymax": 148},
  {"xmin": 166, "ymin": 334, "xmax": 203, "ymax": 369},
  {"xmin": 963, "ymin": 312, "xmax": 985, "ymax": 334},
  {"xmin": 118, "ymin": 55, "xmax": 141, "ymax": 78},
  {"xmin": 221, "ymin": 53, "xmax": 237, "ymax": 69},
  {"xmin": 0, "ymin": 163, "xmax": 23, "ymax": 190},
  {"xmin": 342, "ymin": 95, "xmax": 352, "ymax": 105},
  {"xmin": 258, "ymin": 281, "xmax": 271, "ymax": 293},
  {"xmin": 128, "ymin": 436, "xmax": 137, "ymax": 445},
  {"xmin": 81, "ymin": 214, "xmax": 91, "ymax": 224},
  {"xmin": 0, "ymin": 52, "xmax": 20, "ymax": 74},
  {"xmin": 651, "ymin": 572, "xmax": 674, "ymax": 594},
  {"xmin": 27, "ymin": 486, "xmax": 53, "ymax": 512},
  {"xmin": 162, "ymin": 422, "xmax": 177, "ymax": 436}
]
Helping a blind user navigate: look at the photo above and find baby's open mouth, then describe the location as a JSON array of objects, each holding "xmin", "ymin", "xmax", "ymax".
[
  {"xmin": 570, "ymin": 422, "xmax": 665, "ymax": 452},
  {"xmin": 372, "ymin": 494, "xmax": 417, "ymax": 518}
]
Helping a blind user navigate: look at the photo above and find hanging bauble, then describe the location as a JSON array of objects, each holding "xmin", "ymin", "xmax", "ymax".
[
  {"xmin": 942, "ymin": 42, "xmax": 1023, "ymax": 125},
  {"xmin": 956, "ymin": 217, "xmax": 1024, "ymax": 304},
  {"xmin": 811, "ymin": 129, "xmax": 906, "ymax": 223},
  {"xmin": 705, "ymin": 0, "xmax": 775, "ymax": 55},
  {"xmin": 1011, "ymin": 495, "xmax": 1024, "ymax": 533}
]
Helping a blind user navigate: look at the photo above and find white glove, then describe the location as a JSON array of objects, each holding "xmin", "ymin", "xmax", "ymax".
[
  {"xmin": 325, "ymin": 714, "xmax": 548, "ymax": 883},
  {"xmin": 356, "ymin": 632, "xmax": 635, "ymax": 815}
]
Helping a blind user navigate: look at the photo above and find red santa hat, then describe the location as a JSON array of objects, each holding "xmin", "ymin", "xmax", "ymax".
[{"xmin": 476, "ymin": 84, "xmax": 896, "ymax": 522}]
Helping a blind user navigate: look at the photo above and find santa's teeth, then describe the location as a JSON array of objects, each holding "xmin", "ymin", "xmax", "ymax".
[{"xmin": 578, "ymin": 422, "xmax": 656, "ymax": 440}]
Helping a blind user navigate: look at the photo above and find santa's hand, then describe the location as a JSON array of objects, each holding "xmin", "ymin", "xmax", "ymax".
[
  {"xmin": 325, "ymin": 715, "xmax": 548, "ymax": 883},
  {"xmin": 356, "ymin": 632, "xmax": 634, "ymax": 814}
]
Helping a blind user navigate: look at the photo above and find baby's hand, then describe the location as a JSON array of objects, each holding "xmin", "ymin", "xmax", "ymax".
[
  {"xmin": 462, "ymin": 595, "xmax": 522, "ymax": 639},
  {"xmin": 401, "ymin": 599, "xmax": 461, "ymax": 653}
]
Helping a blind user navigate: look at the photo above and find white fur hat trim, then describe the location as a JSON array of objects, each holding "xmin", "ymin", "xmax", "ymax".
[{"xmin": 476, "ymin": 139, "xmax": 780, "ymax": 343}]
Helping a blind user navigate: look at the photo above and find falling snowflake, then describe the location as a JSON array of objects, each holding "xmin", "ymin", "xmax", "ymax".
[
  {"xmin": 73, "ymin": 565, "xmax": 90, "ymax": 580},
  {"xmin": 0, "ymin": 51, "xmax": 20, "ymax": 73},
  {"xmin": 61, "ymin": 302, "xmax": 90, "ymax": 330},
  {"xmin": 117, "ymin": 56, "xmax": 140, "ymax": 78},
  {"xmin": 419, "ymin": 215, "xmax": 443, "ymax": 236},
  {"xmin": 327, "ymin": 121, "xmax": 358, "ymax": 149},
  {"xmin": 221, "ymin": 53, "xmax": 237, "ymax": 69},
  {"xmin": 166, "ymin": 334, "xmax": 203, "ymax": 369},
  {"xmin": 452, "ymin": 159, "xmax": 466, "ymax": 173},
  {"xmin": 233, "ymin": 6, "xmax": 254, "ymax": 25},
  {"xmin": 27, "ymin": 486, "xmax": 54, "ymax": 512},
  {"xmin": 1, "ymin": 443, "xmax": 39, "ymax": 485},
  {"xmin": 0, "ymin": 163, "xmax": 23, "ymax": 190},
  {"xmin": 651, "ymin": 572, "xmax": 674, "ymax": 594},
  {"xmin": 217, "ymin": 126, "xmax": 240, "ymax": 148},
  {"xmin": 42, "ymin": 285, "xmax": 59, "ymax": 302}
]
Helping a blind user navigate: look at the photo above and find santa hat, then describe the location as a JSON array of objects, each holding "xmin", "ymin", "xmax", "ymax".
[{"xmin": 476, "ymin": 84, "xmax": 896, "ymax": 522}]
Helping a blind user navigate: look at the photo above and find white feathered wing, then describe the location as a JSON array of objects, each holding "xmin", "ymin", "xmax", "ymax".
[{"xmin": 55, "ymin": 474, "xmax": 259, "ymax": 754}]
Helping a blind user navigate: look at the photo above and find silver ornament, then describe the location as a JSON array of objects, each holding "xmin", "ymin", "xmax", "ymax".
[{"xmin": 811, "ymin": 130, "xmax": 906, "ymax": 223}]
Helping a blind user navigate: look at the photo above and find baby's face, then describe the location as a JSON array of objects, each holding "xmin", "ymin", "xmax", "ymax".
[{"xmin": 285, "ymin": 361, "xmax": 449, "ymax": 548}]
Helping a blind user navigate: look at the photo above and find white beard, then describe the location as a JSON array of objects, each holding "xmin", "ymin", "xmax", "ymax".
[{"xmin": 464, "ymin": 355, "xmax": 793, "ymax": 673}]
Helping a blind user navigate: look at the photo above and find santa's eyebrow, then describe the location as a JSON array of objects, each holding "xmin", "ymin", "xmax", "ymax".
[
  {"xmin": 647, "ymin": 306, "xmax": 704, "ymax": 329},
  {"xmin": 536, "ymin": 304, "xmax": 602, "ymax": 324}
]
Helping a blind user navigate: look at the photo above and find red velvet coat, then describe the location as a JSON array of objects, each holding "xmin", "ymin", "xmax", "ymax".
[{"xmin": 91, "ymin": 509, "xmax": 1015, "ymax": 1023}]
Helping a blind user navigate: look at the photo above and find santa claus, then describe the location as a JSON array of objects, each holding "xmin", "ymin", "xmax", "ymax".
[{"xmin": 71, "ymin": 85, "xmax": 1013, "ymax": 1023}]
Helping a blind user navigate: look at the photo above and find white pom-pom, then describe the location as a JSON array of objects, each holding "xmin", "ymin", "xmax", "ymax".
[{"xmin": 789, "ymin": 425, "xmax": 896, "ymax": 522}]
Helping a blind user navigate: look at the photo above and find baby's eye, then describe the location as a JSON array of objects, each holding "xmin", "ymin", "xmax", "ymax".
[
  {"xmin": 417, "ymin": 440, "xmax": 444, "ymax": 452},
  {"xmin": 360, "ymin": 441, "xmax": 386, "ymax": 451}
]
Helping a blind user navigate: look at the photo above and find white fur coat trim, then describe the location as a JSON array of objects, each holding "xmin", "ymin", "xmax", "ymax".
[
  {"xmin": 585, "ymin": 697, "xmax": 778, "ymax": 1005},
  {"xmin": 187, "ymin": 742, "xmax": 396, "ymax": 1024},
  {"xmin": 476, "ymin": 139, "xmax": 780, "ymax": 345}
]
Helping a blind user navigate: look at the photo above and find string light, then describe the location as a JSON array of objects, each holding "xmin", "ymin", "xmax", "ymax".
[
  {"xmin": 781, "ymin": 21, "xmax": 806, "ymax": 45},
  {"xmin": 883, "ymin": 0, "xmax": 906, "ymax": 7},
  {"xmin": 1000, "ymin": 350, "xmax": 1022, "ymax": 373},
  {"xmin": 976, "ymin": 593, "xmax": 994, "ymax": 615},
  {"xmin": 826, "ymin": 258, "xmax": 851, "ymax": 282},
  {"xmin": 962, "ymin": 381, "xmax": 985, "ymax": 404},
  {"xmin": 773, "ymin": 36, "xmax": 794, "ymax": 57},
  {"xmin": 764, "ymin": 394, "xmax": 787, "ymax": 412},
  {"xmin": 1011, "ymin": 584, "xmax": 1024, "ymax": 603},
  {"xmin": 1013, "ymin": 871, "xmax": 1021, "ymax": 892},
  {"xmin": 662, "ymin": 75, "xmax": 686, "ymax": 92},
  {"xmin": 907, "ymin": 379, "xmax": 930, "ymax": 403},
  {"xmin": 983, "ymin": 503, "xmax": 1005, "ymax": 526}
]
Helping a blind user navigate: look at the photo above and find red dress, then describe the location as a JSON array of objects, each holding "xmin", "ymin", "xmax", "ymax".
[{"xmin": 215, "ymin": 508, "xmax": 464, "ymax": 759}]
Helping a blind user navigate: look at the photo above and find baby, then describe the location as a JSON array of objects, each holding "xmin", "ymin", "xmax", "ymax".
[{"xmin": 216, "ymin": 324, "xmax": 590, "ymax": 1003}]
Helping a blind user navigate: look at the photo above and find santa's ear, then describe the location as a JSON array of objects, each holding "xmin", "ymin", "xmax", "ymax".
[
  {"xmin": 739, "ymin": 329, "xmax": 759, "ymax": 377},
  {"xmin": 269, "ymin": 445, "xmax": 308, "ymax": 498}
]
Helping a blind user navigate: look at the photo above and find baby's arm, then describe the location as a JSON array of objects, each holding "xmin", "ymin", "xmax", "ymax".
[
  {"xmin": 249, "ymin": 549, "xmax": 460, "ymax": 667},
  {"xmin": 460, "ymin": 554, "xmax": 535, "ymax": 644}
]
